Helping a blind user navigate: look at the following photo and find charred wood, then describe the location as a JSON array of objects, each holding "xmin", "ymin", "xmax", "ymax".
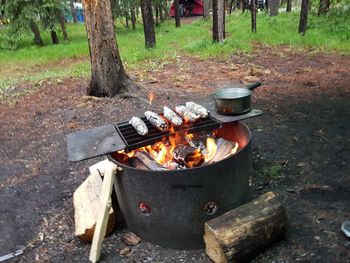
[{"xmin": 132, "ymin": 151, "xmax": 166, "ymax": 170}]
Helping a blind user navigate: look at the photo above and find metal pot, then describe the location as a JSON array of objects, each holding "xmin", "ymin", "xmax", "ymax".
[{"xmin": 213, "ymin": 82, "xmax": 262, "ymax": 115}]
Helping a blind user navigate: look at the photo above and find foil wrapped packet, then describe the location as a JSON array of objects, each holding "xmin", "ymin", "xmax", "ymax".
[
  {"xmin": 145, "ymin": 111, "xmax": 168, "ymax": 131},
  {"xmin": 129, "ymin": 117, "xmax": 148, "ymax": 136},
  {"xmin": 163, "ymin": 106, "xmax": 183, "ymax": 126},
  {"xmin": 185, "ymin": 102, "xmax": 209, "ymax": 118}
]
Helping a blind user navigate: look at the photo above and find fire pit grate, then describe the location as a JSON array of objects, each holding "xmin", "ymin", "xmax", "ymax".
[{"xmin": 115, "ymin": 116, "xmax": 222, "ymax": 151}]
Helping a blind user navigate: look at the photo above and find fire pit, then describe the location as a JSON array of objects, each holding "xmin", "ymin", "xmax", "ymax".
[{"xmin": 109, "ymin": 121, "xmax": 251, "ymax": 249}]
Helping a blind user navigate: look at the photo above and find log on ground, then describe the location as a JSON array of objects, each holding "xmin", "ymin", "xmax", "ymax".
[
  {"xmin": 73, "ymin": 172, "xmax": 115, "ymax": 242},
  {"xmin": 204, "ymin": 191, "xmax": 287, "ymax": 263}
]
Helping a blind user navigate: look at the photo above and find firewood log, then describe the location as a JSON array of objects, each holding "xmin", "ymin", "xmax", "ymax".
[
  {"xmin": 204, "ymin": 192, "xmax": 287, "ymax": 263},
  {"xmin": 73, "ymin": 171, "xmax": 115, "ymax": 242}
]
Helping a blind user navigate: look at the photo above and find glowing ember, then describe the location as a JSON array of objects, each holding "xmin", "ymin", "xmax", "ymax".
[{"xmin": 148, "ymin": 92, "xmax": 155, "ymax": 105}]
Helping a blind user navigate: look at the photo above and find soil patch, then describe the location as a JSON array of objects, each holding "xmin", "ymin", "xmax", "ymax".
[{"xmin": 0, "ymin": 47, "xmax": 349, "ymax": 262}]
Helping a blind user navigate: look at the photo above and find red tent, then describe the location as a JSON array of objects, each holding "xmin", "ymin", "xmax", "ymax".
[{"xmin": 169, "ymin": 0, "xmax": 204, "ymax": 17}]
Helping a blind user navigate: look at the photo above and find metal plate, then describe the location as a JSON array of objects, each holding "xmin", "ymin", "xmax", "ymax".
[{"xmin": 66, "ymin": 124, "xmax": 126, "ymax": 162}]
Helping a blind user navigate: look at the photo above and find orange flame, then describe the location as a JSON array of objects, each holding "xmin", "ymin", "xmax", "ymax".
[{"xmin": 148, "ymin": 92, "xmax": 155, "ymax": 105}]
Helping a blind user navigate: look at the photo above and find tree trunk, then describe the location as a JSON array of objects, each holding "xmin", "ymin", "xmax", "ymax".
[
  {"xmin": 241, "ymin": 0, "xmax": 246, "ymax": 13},
  {"xmin": 155, "ymin": 4, "xmax": 159, "ymax": 26},
  {"xmin": 29, "ymin": 20, "xmax": 44, "ymax": 46},
  {"xmin": 57, "ymin": 10, "xmax": 68, "ymax": 41},
  {"xmin": 125, "ymin": 11, "xmax": 129, "ymax": 28},
  {"xmin": 203, "ymin": 0, "xmax": 210, "ymax": 18},
  {"xmin": 140, "ymin": 0, "xmax": 156, "ymax": 48},
  {"xmin": 251, "ymin": 0, "xmax": 257, "ymax": 33},
  {"xmin": 50, "ymin": 29, "xmax": 59, "ymax": 44},
  {"xmin": 69, "ymin": 0, "xmax": 78, "ymax": 23},
  {"xmin": 159, "ymin": 4, "xmax": 164, "ymax": 22},
  {"xmin": 286, "ymin": 0, "xmax": 292, "ymax": 12},
  {"xmin": 174, "ymin": 0, "xmax": 181, "ymax": 27},
  {"xmin": 131, "ymin": 7, "xmax": 136, "ymax": 30},
  {"xmin": 269, "ymin": 0, "xmax": 278, "ymax": 16},
  {"xmin": 83, "ymin": 0, "xmax": 132, "ymax": 97},
  {"xmin": 229, "ymin": 0, "xmax": 236, "ymax": 14},
  {"xmin": 299, "ymin": 0, "xmax": 309, "ymax": 34},
  {"xmin": 318, "ymin": 0, "xmax": 329, "ymax": 15},
  {"xmin": 204, "ymin": 192, "xmax": 288, "ymax": 263},
  {"xmin": 213, "ymin": 0, "xmax": 225, "ymax": 42}
]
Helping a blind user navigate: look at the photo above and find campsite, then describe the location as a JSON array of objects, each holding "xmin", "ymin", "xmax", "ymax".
[{"xmin": 0, "ymin": 0, "xmax": 349, "ymax": 262}]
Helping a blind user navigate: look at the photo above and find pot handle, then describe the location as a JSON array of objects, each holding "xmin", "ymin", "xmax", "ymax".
[{"xmin": 246, "ymin": 82, "xmax": 262, "ymax": 91}]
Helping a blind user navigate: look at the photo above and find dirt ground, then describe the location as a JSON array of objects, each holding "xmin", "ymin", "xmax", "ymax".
[{"xmin": 0, "ymin": 46, "xmax": 349, "ymax": 262}]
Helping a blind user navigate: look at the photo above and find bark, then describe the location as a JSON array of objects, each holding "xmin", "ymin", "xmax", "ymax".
[
  {"xmin": 50, "ymin": 29, "xmax": 59, "ymax": 44},
  {"xmin": 203, "ymin": 0, "xmax": 210, "ymax": 18},
  {"xmin": 140, "ymin": 0, "xmax": 156, "ymax": 48},
  {"xmin": 318, "ymin": 0, "xmax": 330, "ymax": 15},
  {"xmin": 269, "ymin": 0, "xmax": 278, "ymax": 16},
  {"xmin": 241, "ymin": 0, "xmax": 246, "ymax": 13},
  {"xmin": 174, "ymin": 0, "xmax": 181, "ymax": 27},
  {"xmin": 251, "ymin": 0, "xmax": 257, "ymax": 33},
  {"xmin": 213, "ymin": 0, "xmax": 225, "ymax": 42},
  {"xmin": 57, "ymin": 10, "xmax": 68, "ymax": 41},
  {"xmin": 131, "ymin": 7, "xmax": 136, "ymax": 30},
  {"xmin": 69, "ymin": 0, "xmax": 78, "ymax": 23},
  {"xmin": 204, "ymin": 192, "xmax": 288, "ymax": 262},
  {"xmin": 159, "ymin": 4, "xmax": 164, "ymax": 22},
  {"xmin": 229, "ymin": 0, "xmax": 236, "ymax": 14},
  {"xmin": 155, "ymin": 4, "xmax": 159, "ymax": 26},
  {"xmin": 83, "ymin": 0, "xmax": 132, "ymax": 97},
  {"xmin": 29, "ymin": 20, "xmax": 44, "ymax": 46},
  {"xmin": 299, "ymin": 0, "xmax": 309, "ymax": 34},
  {"xmin": 286, "ymin": 0, "xmax": 292, "ymax": 12},
  {"xmin": 125, "ymin": 11, "xmax": 129, "ymax": 28}
]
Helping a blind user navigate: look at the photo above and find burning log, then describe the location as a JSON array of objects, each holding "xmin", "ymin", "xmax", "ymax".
[
  {"xmin": 144, "ymin": 111, "xmax": 168, "ymax": 131},
  {"xmin": 163, "ymin": 106, "xmax": 183, "ymax": 126},
  {"xmin": 129, "ymin": 117, "xmax": 148, "ymax": 136},
  {"xmin": 186, "ymin": 102, "xmax": 209, "ymax": 118},
  {"xmin": 207, "ymin": 138, "xmax": 238, "ymax": 164},
  {"xmin": 175, "ymin": 105, "xmax": 200, "ymax": 122},
  {"xmin": 130, "ymin": 151, "xmax": 166, "ymax": 170},
  {"xmin": 204, "ymin": 192, "xmax": 288, "ymax": 263},
  {"xmin": 73, "ymin": 171, "xmax": 115, "ymax": 242},
  {"xmin": 173, "ymin": 144, "xmax": 204, "ymax": 168}
]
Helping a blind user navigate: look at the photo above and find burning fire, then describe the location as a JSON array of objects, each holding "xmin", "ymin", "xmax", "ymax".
[
  {"xmin": 148, "ymin": 92, "xmax": 155, "ymax": 105},
  {"xmin": 117, "ymin": 130, "xmax": 240, "ymax": 170}
]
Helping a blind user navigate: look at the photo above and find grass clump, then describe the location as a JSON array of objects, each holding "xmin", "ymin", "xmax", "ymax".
[{"xmin": 0, "ymin": 9, "xmax": 349, "ymax": 92}]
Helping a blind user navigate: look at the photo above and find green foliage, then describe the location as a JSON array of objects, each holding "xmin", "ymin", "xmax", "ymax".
[
  {"xmin": 1, "ymin": 9, "xmax": 350, "ymax": 92},
  {"xmin": 263, "ymin": 165, "xmax": 283, "ymax": 178},
  {"xmin": 0, "ymin": 0, "xmax": 65, "ymax": 49}
]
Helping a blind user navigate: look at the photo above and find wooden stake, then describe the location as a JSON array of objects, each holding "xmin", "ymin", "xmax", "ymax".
[{"xmin": 89, "ymin": 161, "xmax": 117, "ymax": 263}]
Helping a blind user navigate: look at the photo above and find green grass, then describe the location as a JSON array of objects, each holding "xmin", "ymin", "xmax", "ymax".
[{"xmin": 0, "ymin": 9, "xmax": 349, "ymax": 92}]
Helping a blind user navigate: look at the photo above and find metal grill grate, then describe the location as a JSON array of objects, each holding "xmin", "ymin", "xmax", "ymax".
[{"xmin": 115, "ymin": 116, "xmax": 222, "ymax": 151}]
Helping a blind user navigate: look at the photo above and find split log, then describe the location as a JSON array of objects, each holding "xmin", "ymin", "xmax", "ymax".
[
  {"xmin": 89, "ymin": 159, "xmax": 110, "ymax": 177},
  {"xmin": 208, "ymin": 138, "xmax": 238, "ymax": 164},
  {"xmin": 73, "ymin": 171, "xmax": 115, "ymax": 242},
  {"xmin": 204, "ymin": 192, "xmax": 287, "ymax": 263},
  {"xmin": 131, "ymin": 151, "xmax": 166, "ymax": 170}
]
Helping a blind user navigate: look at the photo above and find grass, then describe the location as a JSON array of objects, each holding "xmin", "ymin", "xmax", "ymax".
[{"xmin": 0, "ymin": 9, "xmax": 349, "ymax": 92}]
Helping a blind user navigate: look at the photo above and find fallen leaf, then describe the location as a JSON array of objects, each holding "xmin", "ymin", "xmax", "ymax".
[{"xmin": 121, "ymin": 232, "xmax": 141, "ymax": 246}]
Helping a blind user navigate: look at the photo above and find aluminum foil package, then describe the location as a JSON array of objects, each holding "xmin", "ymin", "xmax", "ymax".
[
  {"xmin": 145, "ymin": 111, "xmax": 168, "ymax": 131},
  {"xmin": 185, "ymin": 102, "xmax": 209, "ymax": 118},
  {"xmin": 163, "ymin": 106, "xmax": 183, "ymax": 126},
  {"xmin": 129, "ymin": 117, "xmax": 148, "ymax": 136},
  {"xmin": 175, "ymin": 105, "xmax": 200, "ymax": 123}
]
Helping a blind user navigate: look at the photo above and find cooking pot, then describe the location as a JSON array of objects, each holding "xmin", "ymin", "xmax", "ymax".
[{"xmin": 213, "ymin": 82, "xmax": 262, "ymax": 115}]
